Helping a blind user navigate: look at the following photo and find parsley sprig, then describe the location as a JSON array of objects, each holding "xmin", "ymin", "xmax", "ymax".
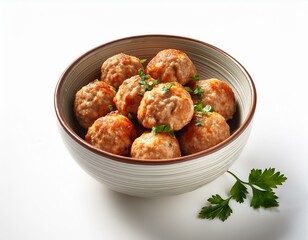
[
  {"xmin": 191, "ymin": 74, "xmax": 201, "ymax": 81},
  {"xmin": 138, "ymin": 68, "xmax": 159, "ymax": 93},
  {"xmin": 151, "ymin": 124, "xmax": 175, "ymax": 137},
  {"xmin": 199, "ymin": 168, "xmax": 287, "ymax": 221},
  {"xmin": 185, "ymin": 85, "xmax": 204, "ymax": 98},
  {"xmin": 194, "ymin": 103, "xmax": 215, "ymax": 126},
  {"xmin": 194, "ymin": 103, "xmax": 214, "ymax": 115}
]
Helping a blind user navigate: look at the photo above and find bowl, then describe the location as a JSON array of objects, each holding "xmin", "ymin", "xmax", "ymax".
[{"xmin": 54, "ymin": 35, "xmax": 257, "ymax": 197}]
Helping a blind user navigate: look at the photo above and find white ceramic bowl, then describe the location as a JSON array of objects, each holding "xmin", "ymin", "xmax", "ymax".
[{"xmin": 54, "ymin": 35, "xmax": 257, "ymax": 197}]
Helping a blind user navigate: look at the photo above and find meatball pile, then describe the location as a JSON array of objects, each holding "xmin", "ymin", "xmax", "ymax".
[{"xmin": 74, "ymin": 49, "xmax": 236, "ymax": 159}]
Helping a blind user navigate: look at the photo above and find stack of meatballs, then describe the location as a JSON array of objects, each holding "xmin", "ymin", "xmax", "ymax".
[{"xmin": 74, "ymin": 49, "xmax": 236, "ymax": 159}]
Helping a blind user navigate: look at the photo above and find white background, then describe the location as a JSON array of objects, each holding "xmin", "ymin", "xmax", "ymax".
[{"xmin": 1, "ymin": 0, "xmax": 308, "ymax": 239}]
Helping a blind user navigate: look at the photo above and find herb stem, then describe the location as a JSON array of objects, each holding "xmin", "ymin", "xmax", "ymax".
[
  {"xmin": 227, "ymin": 170, "xmax": 250, "ymax": 186},
  {"xmin": 227, "ymin": 170, "xmax": 239, "ymax": 181}
]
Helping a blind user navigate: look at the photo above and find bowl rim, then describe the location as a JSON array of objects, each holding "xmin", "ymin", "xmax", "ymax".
[{"xmin": 54, "ymin": 34, "xmax": 257, "ymax": 165}]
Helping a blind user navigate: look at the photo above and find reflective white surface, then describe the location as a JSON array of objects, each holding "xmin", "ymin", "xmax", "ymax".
[{"xmin": 1, "ymin": 0, "xmax": 307, "ymax": 239}]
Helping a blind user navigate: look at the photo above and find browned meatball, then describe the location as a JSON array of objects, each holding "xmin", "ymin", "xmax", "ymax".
[
  {"xmin": 137, "ymin": 82, "xmax": 194, "ymax": 131},
  {"xmin": 74, "ymin": 80, "xmax": 116, "ymax": 129},
  {"xmin": 100, "ymin": 53, "xmax": 143, "ymax": 89},
  {"xmin": 145, "ymin": 49, "xmax": 197, "ymax": 85},
  {"xmin": 179, "ymin": 112, "xmax": 230, "ymax": 155},
  {"xmin": 113, "ymin": 74, "xmax": 157, "ymax": 118},
  {"xmin": 85, "ymin": 111, "xmax": 137, "ymax": 156},
  {"xmin": 192, "ymin": 78, "xmax": 236, "ymax": 121},
  {"xmin": 131, "ymin": 132, "xmax": 181, "ymax": 159}
]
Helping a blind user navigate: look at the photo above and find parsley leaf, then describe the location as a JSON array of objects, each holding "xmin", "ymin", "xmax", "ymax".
[
  {"xmin": 250, "ymin": 188, "xmax": 279, "ymax": 209},
  {"xmin": 162, "ymin": 82, "xmax": 175, "ymax": 93},
  {"xmin": 108, "ymin": 105, "xmax": 114, "ymax": 112},
  {"xmin": 127, "ymin": 112, "xmax": 134, "ymax": 120},
  {"xmin": 191, "ymin": 75, "xmax": 201, "ymax": 81},
  {"xmin": 151, "ymin": 124, "xmax": 175, "ymax": 137},
  {"xmin": 199, "ymin": 195, "xmax": 232, "ymax": 222},
  {"xmin": 194, "ymin": 102, "xmax": 203, "ymax": 111},
  {"xmin": 203, "ymin": 104, "xmax": 214, "ymax": 113},
  {"xmin": 194, "ymin": 103, "xmax": 215, "ymax": 115},
  {"xmin": 195, "ymin": 120, "xmax": 205, "ymax": 126},
  {"xmin": 193, "ymin": 85, "xmax": 204, "ymax": 98},
  {"xmin": 184, "ymin": 86, "xmax": 193, "ymax": 93},
  {"xmin": 249, "ymin": 168, "xmax": 287, "ymax": 191},
  {"xmin": 138, "ymin": 68, "xmax": 149, "ymax": 80},
  {"xmin": 230, "ymin": 180, "xmax": 248, "ymax": 203},
  {"xmin": 138, "ymin": 68, "xmax": 159, "ymax": 91},
  {"xmin": 199, "ymin": 168, "xmax": 287, "ymax": 221}
]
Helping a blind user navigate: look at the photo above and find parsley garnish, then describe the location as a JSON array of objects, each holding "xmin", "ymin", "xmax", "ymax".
[
  {"xmin": 138, "ymin": 68, "xmax": 159, "ymax": 91},
  {"xmin": 191, "ymin": 75, "xmax": 201, "ymax": 81},
  {"xmin": 127, "ymin": 112, "xmax": 133, "ymax": 120},
  {"xmin": 151, "ymin": 124, "xmax": 175, "ymax": 137},
  {"xmin": 162, "ymin": 82, "xmax": 175, "ymax": 93},
  {"xmin": 184, "ymin": 86, "xmax": 193, "ymax": 93},
  {"xmin": 184, "ymin": 85, "xmax": 204, "ymax": 98},
  {"xmin": 138, "ymin": 68, "xmax": 150, "ymax": 81},
  {"xmin": 203, "ymin": 104, "xmax": 214, "ymax": 113},
  {"xmin": 194, "ymin": 103, "xmax": 214, "ymax": 115},
  {"xmin": 195, "ymin": 120, "xmax": 205, "ymax": 126},
  {"xmin": 198, "ymin": 168, "xmax": 287, "ymax": 221},
  {"xmin": 108, "ymin": 105, "xmax": 114, "ymax": 112},
  {"xmin": 193, "ymin": 85, "xmax": 204, "ymax": 98},
  {"xmin": 194, "ymin": 103, "xmax": 214, "ymax": 126},
  {"xmin": 139, "ymin": 59, "xmax": 147, "ymax": 64}
]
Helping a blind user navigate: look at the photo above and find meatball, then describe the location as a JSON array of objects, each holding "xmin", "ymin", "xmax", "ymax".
[
  {"xmin": 100, "ymin": 53, "xmax": 143, "ymax": 89},
  {"xmin": 192, "ymin": 78, "xmax": 236, "ymax": 121},
  {"xmin": 85, "ymin": 111, "xmax": 137, "ymax": 156},
  {"xmin": 137, "ymin": 82, "xmax": 194, "ymax": 131},
  {"xmin": 145, "ymin": 49, "xmax": 197, "ymax": 85},
  {"xmin": 74, "ymin": 80, "xmax": 116, "ymax": 129},
  {"xmin": 179, "ymin": 112, "xmax": 230, "ymax": 155},
  {"xmin": 131, "ymin": 132, "xmax": 181, "ymax": 159},
  {"xmin": 113, "ymin": 74, "xmax": 157, "ymax": 118}
]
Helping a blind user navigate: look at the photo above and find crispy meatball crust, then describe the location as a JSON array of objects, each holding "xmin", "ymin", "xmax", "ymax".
[
  {"xmin": 114, "ymin": 75, "xmax": 157, "ymax": 118},
  {"xmin": 145, "ymin": 49, "xmax": 197, "ymax": 85},
  {"xmin": 74, "ymin": 80, "xmax": 116, "ymax": 129},
  {"xmin": 192, "ymin": 78, "xmax": 236, "ymax": 121},
  {"xmin": 85, "ymin": 111, "xmax": 137, "ymax": 156},
  {"xmin": 137, "ymin": 82, "xmax": 194, "ymax": 131},
  {"xmin": 179, "ymin": 112, "xmax": 230, "ymax": 155},
  {"xmin": 100, "ymin": 53, "xmax": 143, "ymax": 89},
  {"xmin": 131, "ymin": 132, "xmax": 181, "ymax": 159}
]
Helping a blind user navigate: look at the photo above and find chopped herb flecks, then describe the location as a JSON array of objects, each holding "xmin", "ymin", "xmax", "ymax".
[
  {"xmin": 194, "ymin": 103, "xmax": 214, "ymax": 116},
  {"xmin": 151, "ymin": 124, "xmax": 175, "ymax": 137},
  {"xmin": 195, "ymin": 120, "xmax": 205, "ymax": 126},
  {"xmin": 108, "ymin": 105, "xmax": 114, "ymax": 112},
  {"xmin": 193, "ymin": 85, "xmax": 204, "ymax": 98},
  {"xmin": 127, "ymin": 112, "xmax": 134, "ymax": 120},
  {"xmin": 162, "ymin": 82, "xmax": 175, "ymax": 93},
  {"xmin": 138, "ymin": 68, "xmax": 159, "ymax": 91},
  {"xmin": 191, "ymin": 75, "xmax": 201, "ymax": 81},
  {"xmin": 184, "ymin": 86, "xmax": 193, "ymax": 93}
]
